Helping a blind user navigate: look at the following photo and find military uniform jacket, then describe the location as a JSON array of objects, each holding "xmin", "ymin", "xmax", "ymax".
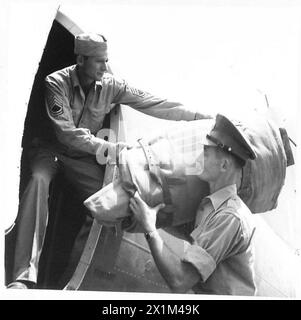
[{"xmin": 45, "ymin": 65, "xmax": 199, "ymax": 157}]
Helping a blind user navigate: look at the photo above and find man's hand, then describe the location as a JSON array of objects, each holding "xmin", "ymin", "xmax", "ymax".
[
  {"xmin": 195, "ymin": 112, "xmax": 215, "ymax": 120},
  {"xmin": 116, "ymin": 141, "xmax": 133, "ymax": 151},
  {"xmin": 103, "ymin": 141, "xmax": 133, "ymax": 165},
  {"xmin": 106, "ymin": 141, "xmax": 132, "ymax": 155},
  {"xmin": 129, "ymin": 192, "xmax": 165, "ymax": 233}
]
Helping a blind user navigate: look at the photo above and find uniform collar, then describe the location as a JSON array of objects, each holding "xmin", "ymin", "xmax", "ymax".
[
  {"xmin": 70, "ymin": 64, "xmax": 103, "ymax": 89},
  {"xmin": 191, "ymin": 184, "xmax": 237, "ymax": 239},
  {"xmin": 205, "ymin": 184, "xmax": 237, "ymax": 212}
]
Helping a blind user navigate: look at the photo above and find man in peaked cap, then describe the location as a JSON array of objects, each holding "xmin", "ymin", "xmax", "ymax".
[
  {"xmin": 130, "ymin": 114, "xmax": 258, "ymax": 295},
  {"xmin": 8, "ymin": 33, "xmax": 212, "ymax": 289},
  {"xmin": 205, "ymin": 113, "xmax": 256, "ymax": 164}
]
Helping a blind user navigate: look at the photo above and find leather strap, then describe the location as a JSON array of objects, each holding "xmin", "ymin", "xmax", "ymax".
[{"xmin": 137, "ymin": 138, "xmax": 173, "ymax": 207}]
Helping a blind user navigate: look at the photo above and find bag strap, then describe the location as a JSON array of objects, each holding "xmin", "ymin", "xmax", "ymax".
[{"xmin": 137, "ymin": 138, "xmax": 173, "ymax": 210}]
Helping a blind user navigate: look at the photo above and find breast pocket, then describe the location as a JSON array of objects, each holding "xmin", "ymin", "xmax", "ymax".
[{"xmin": 69, "ymin": 95, "xmax": 82, "ymax": 126}]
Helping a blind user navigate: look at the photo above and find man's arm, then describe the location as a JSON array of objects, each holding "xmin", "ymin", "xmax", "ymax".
[
  {"xmin": 145, "ymin": 230, "xmax": 201, "ymax": 293},
  {"xmin": 45, "ymin": 77, "xmax": 118, "ymax": 156},
  {"xmin": 129, "ymin": 192, "xmax": 200, "ymax": 293},
  {"xmin": 110, "ymin": 77, "xmax": 213, "ymax": 121}
]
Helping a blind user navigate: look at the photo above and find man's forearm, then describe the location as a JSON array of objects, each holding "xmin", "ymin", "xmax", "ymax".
[
  {"xmin": 129, "ymin": 192, "xmax": 200, "ymax": 293},
  {"xmin": 146, "ymin": 230, "xmax": 195, "ymax": 293}
]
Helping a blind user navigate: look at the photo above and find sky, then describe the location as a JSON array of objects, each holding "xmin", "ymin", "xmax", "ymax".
[{"xmin": 0, "ymin": 0, "xmax": 301, "ymax": 299}]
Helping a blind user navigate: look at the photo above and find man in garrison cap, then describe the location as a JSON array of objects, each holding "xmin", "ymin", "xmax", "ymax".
[
  {"xmin": 130, "ymin": 114, "xmax": 257, "ymax": 296},
  {"xmin": 8, "ymin": 33, "xmax": 212, "ymax": 289}
]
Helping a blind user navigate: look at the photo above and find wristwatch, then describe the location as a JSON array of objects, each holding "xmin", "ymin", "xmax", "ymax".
[{"xmin": 144, "ymin": 230, "xmax": 158, "ymax": 241}]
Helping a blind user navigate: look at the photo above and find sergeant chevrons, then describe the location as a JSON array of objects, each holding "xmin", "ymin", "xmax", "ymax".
[{"xmin": 45, "ymin": 65, "xmax": 198, "ymax": 157}]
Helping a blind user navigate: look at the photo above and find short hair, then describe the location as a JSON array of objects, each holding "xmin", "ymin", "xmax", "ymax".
[{"xmin": 75, "ymin": 54, "xmax": 88, "ymax": 64}]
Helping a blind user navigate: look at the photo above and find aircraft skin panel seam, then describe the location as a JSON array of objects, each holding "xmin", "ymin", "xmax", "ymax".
[
  {"xmin": 114, "ymin": 266, "xmax": 169, "ymax": 289},
  {"xmin": 122, "ymin": 236, "xmax": 151, "ymax": 254},
  {"xmin": 255, "ymin": 273, "xmax": 290, "ymax": 297}
]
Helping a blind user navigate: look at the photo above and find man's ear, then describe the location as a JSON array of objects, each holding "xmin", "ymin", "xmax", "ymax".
[
  {"xmin": 220, "ymin": 157, "xmax": 230, "ymax": 172},
  {"xmin": 77, "ymin": 54, "xmax": 84, "ymax": 66}
]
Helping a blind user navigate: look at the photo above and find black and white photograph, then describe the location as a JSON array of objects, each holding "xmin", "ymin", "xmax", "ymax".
[{"xmin": 1, "ymin": 0, "xmax": 301, "ymax": 302}]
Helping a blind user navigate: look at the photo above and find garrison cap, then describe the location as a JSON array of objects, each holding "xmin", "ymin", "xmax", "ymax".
[
  {"xmin": 203, "ymin": 114, "xmax": 256, "ymax": 162},
  {"xmin": 74, "ymin": 33, "xmax": 107, "ymax": 56}
]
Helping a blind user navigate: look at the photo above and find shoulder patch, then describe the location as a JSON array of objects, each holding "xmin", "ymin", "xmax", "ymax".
[
  {"xmin": 129, "ymin": 86, "xmax": 147, "ymax": 98},
  {"xmin": 48, "ymin": 94, "xmax": 64, "ymax": 117}
]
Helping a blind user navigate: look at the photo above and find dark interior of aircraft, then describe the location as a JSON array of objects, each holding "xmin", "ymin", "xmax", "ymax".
[{"xmin": 5, "ymin": 19, "xmax": 109, "ymax": 289}]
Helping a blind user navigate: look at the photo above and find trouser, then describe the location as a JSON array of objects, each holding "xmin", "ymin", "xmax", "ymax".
[{"xmin": 13, "ymin": 147, "xmax": 104, "ymax": 284}]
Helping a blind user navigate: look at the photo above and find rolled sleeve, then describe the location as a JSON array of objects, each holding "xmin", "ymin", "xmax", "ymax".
[
  {"xmin": 182, "ymin": 244, "xmax": 216, "ymax": 282},
  {"xmin": 183, "ymin": 213, "xmax": 245, "ymax": 282}
]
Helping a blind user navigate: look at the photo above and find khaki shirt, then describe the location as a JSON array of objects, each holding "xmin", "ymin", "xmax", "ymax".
[
  {"xmin": 182, "ymin": 184, "xmax": 257, "ymax": 296},
  {"xmin": 45, "ymin": 65, "xmax": 199, "ymax": 157}
]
